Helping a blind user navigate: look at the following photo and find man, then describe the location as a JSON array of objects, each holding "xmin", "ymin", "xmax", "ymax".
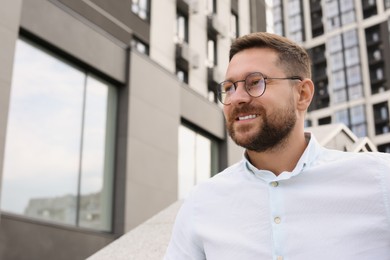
[{"xmin": 164, "ymin": 32, "xmax": 390, "ymax": 259}]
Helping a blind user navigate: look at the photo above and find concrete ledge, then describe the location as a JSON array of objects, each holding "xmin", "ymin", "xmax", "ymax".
[{"xmin": 87, "ymin": 200, "xmax": 182, "ymax": 260}]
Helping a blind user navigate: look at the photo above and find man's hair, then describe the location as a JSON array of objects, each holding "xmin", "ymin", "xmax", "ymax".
[{"xmin": 229, "ymin": 32, "xmax": 311, "ymax": 79}]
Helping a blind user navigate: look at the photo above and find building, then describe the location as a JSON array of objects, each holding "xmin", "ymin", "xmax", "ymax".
[
  {"xmin": 272, "ymin": 0, "xmax": 390, "ymax": 153},
  {"xmin": 0, "ymin": 0, "xmax": 267, "ymax": 259}
]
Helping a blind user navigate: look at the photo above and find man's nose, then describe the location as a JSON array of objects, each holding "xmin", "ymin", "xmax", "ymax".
[{"xmin": 229, "ymin": 82, "xmax": 251, "ymax": 105}]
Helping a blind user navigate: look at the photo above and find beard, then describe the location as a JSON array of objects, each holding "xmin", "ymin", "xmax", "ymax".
[{"xmin": 226, "ymin": 102, "xmax": 297, "ymax": 152}]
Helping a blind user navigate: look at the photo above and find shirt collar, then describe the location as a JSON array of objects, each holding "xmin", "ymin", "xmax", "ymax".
[{"xmin": 244, "ymin": 132, "xmax": 322, "ymax": 182}]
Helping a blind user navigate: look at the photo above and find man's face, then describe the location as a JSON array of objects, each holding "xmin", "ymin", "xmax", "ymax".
[{"xmin": 223, "ymin": 48, "xmax": 297, "ymax": 152}]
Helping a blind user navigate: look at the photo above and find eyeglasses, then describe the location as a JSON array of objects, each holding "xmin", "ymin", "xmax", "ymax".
[{"xmin": 216, "ymin": 72, "xmax": 302, "ymax": 105}]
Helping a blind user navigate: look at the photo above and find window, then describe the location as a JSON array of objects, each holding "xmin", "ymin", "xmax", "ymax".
[
  {"xmin": 230, "ymin": 11, "xmax": 239, "ymax": 39},
  {"xmin": 178, "ymin": 124, "xmax": 219, "ymax": 199},
  {"xmin": 176, "ymin": 68, "xmax": 188, "ymax": 84},
  {"xmin": 345, "ymin": 47, "xmax": 360, "ymax": 67},
  {"xmin": 378, "ymin": 143, "xmax": 390, "ymax": 153},
  {"xmin": 328, "ymin": 34, "xmax": 342, "ymax": 53},
  {"xmin": 1, "ymin": 38, "xmax": 117, "ymax": 231},
  {"xmin": 346, "ymin": 65, "xmax": 362, "ymax": 85},
  {"xmin": 385, "ymin": 0, "xmax": 390, "ymax": 9},
  {"xmin": 207, "ymin": 0, "xmax": 216, "ymax": 14},
  {"xmin": 131, "ymin": 0, "xmax": 150, "ymax": 21},
  {"xmin": 350, "ymin": 105, "xmax": 365, "ymax": 125},
  {"xmin": 348, "ymin": 84, "xmax": 363, "ymax": 99},
  {"xmin": 319, "ymin": 116, "xmax": 332, "ymax": 125},
  {"xmin": 176, "ymin": 11, "xmax": 189, "ymax": 43},
  {"xmin": 343, "ymin": 29, "xmax": 358, "ymax": 48},
  {"xmin": 340, "ymin": 0, "xmax": 354, "ymax": 12},
  {"xmin": 131, "ymin": 36, "xmax": 149, "ymax": 55},
  {"xmin": 335, "ymin": 109, "xmax": 350, "ymax": 126},
  {"xmin": 332, "ymin": 70, "xmax": 346, "ymax": 90},
  {"xmin": 273, "ymin": 0, "xmax": 284, "ymax": 36},
  {"xmin": 341, "ymin": 10, "xmax": 355, "ymax": 25},
  {"xmin": 207, "ymin": 38, "xmax": 217, "ymax": 68},
  {"xmin": 333, "ymin": 88, "xmax": 347, "ymax": 103},
  {"xmin": 373, "ymin": 102, "xmax": 390, "ymax": 135},
  {"xmin": 330, "ymin": 52, "xmax": 344, "ymax": 71}
]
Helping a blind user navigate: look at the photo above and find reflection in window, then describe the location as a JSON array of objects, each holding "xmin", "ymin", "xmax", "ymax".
[
  {"xmin": 178, "ymin": 125, "xmax": 219, "ymax": 199},
  {"xmin": 1, "ymin": 39, "xmax": 117, "ymax": 231},
  {"xmin": 207, "ymin": 38, "xmax": 217, "ymax": 68},
  {"xmin": 335, "ymin": 109, "xmax": 350, "ymax": 126},
  {"xmin": 386, "ymin": 0, "xmax": 390, "ymax": 9},
  {"xmin": 350, "ymin": 105, "xmax": 367, "ymax": 137},
  {"xmin": 131, "ymin": 0, "xmax": 150, "ymax": 20},
  {"xmin": 131, "ymin": 36, "xmax": 149, "ymax": 55},
  {"xmin": 176, "ymin": 11, "xmax": 189, "ymax": 43},
  {"xmin": 176, "ymin": 68, "xmax": 188, "ymax": 84}
]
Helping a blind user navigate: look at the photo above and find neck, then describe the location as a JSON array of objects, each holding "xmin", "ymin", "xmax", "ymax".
[{"xmin": 246, "ymin": 131, "xmax": 308, "ymax": 176}]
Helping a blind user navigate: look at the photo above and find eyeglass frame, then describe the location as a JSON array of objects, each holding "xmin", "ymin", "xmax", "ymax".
[{"xmin": 216, "ymin": 72, "xmax": 303, "ymax": 105}]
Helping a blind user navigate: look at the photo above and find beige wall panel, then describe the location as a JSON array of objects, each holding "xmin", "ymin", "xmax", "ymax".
[
  {"xmin": 150, "ymin": 0, "xmax": 176, "ymax": 73},
  {"xmin": 189, "ymin": 1, "xmax": 208, "ymax": 97},
  {"xmin": 180, "ymin": 87, "xmax": 225, "ymax": 139},
  {"xmin": 128, "ymin": 97, "xmax": 179, "ymax": 154},
  {"xmin": 0, "ymin": 0, "xmax": 23, "ymax": 213},
  {"xmin": 126, "ymin": 51, "xmax": 180, "ymax": 231},
  {"xmin": 20, "ymin": 0, "xmax": 126, "ymax": 83},
  {"xmin": 125, "ymin": 181, "xmax": 176, "ymax": 231}
]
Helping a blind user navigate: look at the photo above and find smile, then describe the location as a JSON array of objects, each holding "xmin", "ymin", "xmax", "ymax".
[{"xmin": 237, "ymin": 114, "xmax": 258, "ymax": 121}]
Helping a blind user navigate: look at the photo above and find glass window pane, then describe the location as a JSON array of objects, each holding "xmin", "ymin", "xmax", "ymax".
[
  {"xmin": 346, "ymin": 52, "xmax": 360, "ymax": 68},
  {"xmin": 335, "ymin": 109, "xmax": 350, "ymax": 125},
  {"xmin": 340, "ymin": 0, "xmax": 354, "ymax": 12},
  {"xmin": 330, "ymin": 52, "xmax": 344, "ymax": 71},
  {"xmin": 348, "ymin": 84, "xmax": 363, "ymax": 99},
  {"xmin": 178, "ymin": 126, "xmax": 196, "ymax": 199},
  {"xmin": 328, "ymin": 35, "xmax": 343, "ymax": 53},
  {"xmin": 78, "ymin": 75, "xmax": 117, "ymax": 231},
  {"xmin": 346, "ymin": 65, "xmax": 362, "ymax": 85},
  {"xmin": 178, "ymin": 125, "xmax": 218, "ymax": 199},
  {"xmin": 341, "ymin": 10, "xmax": 355, "ymax": 25},
  {"xmin": 333, "ymin": 88, "xmax": 347, "ymax": 103},
  {"xmin": 195, "ymin": 135, "xmax": 211, "ymax": 182},
  {"xmin": 350, "ymin": 105, "xmax": 365, "ymax": 124},
  {"xmin": 1, "ymin": 39, "xmax": 84, "ymax": 225},
  {"xmin": 332, "ymin": 70, "xmax": 346, "ymax": 89},
  {"xmin": 343, "ymin": 29, "xmax": 358, "ymax": 48},
  {"xmin": 1, "ymin": 39, "xmax": 117, "ymax": 232}
]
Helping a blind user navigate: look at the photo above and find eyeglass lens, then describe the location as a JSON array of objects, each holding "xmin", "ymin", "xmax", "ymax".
[{"xmin": 218, "ymin": 72, "xmax": 265, "ymax": 104}]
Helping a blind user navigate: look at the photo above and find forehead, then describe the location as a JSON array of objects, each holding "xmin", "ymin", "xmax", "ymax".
[{"xmin": 226, "ymin": 48, "xmax": 281, "ymax": 79}]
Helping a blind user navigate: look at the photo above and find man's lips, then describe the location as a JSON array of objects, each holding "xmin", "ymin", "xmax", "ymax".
[{"xmin": 235, "ymin": 114, "xmax": 259, "ymax": 121}]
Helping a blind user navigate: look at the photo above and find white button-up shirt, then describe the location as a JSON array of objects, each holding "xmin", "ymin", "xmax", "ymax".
[{"xmin": 164, "ymin": 134, "xmax": 390, "ymax": 260}]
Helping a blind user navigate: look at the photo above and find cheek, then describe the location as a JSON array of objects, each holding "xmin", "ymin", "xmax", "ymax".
[{"xmin": 223, "ymin": 107, "xmax": 231, "ymax": 120}]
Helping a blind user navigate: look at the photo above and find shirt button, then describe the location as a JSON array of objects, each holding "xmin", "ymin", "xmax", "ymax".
[
  {"xmin": 270, "ymin": 181, "xmax": 279, "ymax": 187},
  {"xmin": 274, "ymin": 217, "xmax": 281, "ymax": 224}
]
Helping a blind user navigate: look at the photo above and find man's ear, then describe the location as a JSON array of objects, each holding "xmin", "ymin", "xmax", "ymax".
[{"xmin": 296, "ymin": 79, "xmax": 314, "ymax": 111}]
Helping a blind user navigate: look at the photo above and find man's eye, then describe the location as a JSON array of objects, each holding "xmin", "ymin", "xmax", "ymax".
[
  {"xmin": 251, "ymin": 80, "xmax": 260, "ymax": 86},
  {"xmin": 224, "ymin": 85, "xmax": 234, "ymax": 92}
]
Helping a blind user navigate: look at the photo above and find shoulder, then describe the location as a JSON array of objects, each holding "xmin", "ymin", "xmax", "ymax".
[
  {"xmin": 314, "ymin": 148, "xmax": 390, "ymax": 179},
  {"xmin": 318, "ymin": 147, "xmax": 390, "ymax": 164},
  {"xmin": 191, "ymin": 160, "xmax": 248, "ymax": 196}
]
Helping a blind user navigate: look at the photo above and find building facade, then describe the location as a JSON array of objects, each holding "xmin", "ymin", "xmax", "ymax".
[
  {"xmin": 272, "ymin": 0, "xmax": 390, "ymax": 153},
  {"xmin": 0, "ymin": 0, "xmax": 266, "ymax": 259}
]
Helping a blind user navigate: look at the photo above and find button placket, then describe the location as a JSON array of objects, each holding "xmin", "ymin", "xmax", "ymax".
[{"xmin": 268, "ymin": 179, "xmax": 285, "ymax": 259}]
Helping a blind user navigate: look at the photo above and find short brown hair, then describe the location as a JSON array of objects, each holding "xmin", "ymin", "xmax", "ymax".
[{"xmin": 229, "ymin": 32, "xmax": 311, "ymax": 79}]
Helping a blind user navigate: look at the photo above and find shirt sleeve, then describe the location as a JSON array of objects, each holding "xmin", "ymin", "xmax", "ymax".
[{"xmin": 164, "ymin": 193, "xmax": 205, "ymax": 260}]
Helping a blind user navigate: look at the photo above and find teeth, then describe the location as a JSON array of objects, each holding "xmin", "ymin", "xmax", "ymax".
[{"xmin": 238, "ymin": 114, "xmax": 257, "ymax": 120}]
